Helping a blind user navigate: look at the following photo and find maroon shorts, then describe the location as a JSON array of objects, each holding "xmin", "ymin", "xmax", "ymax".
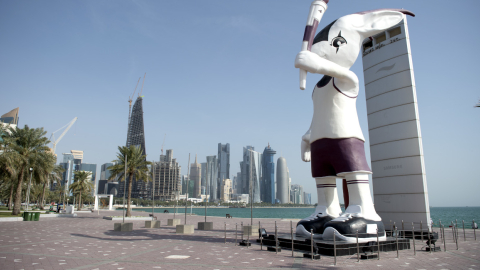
[{"xmin": 311, "ymin": 138, "xmax": 371, "ymax": 178}]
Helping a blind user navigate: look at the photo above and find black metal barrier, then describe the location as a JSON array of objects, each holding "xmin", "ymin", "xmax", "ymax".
[{"xmin": 232, "ymin": 218, "xmax": 477, "ymax": 266}]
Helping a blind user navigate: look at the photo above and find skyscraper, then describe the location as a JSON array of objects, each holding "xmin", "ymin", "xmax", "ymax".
[
  {"xmin": 217, "ymin": 143, "xmax": 230, "ymax": 198},
  {"xmin": 261, "ymin": 144, "xmax": 276, "ymax": 204},
  {"xmin": 181, "ymin": 175, "xmax": 188, "ymax": 195},
  {"xmin": 79, "ymin": 163, "xmax": 97, "ymax": 195},
  {"xmin": 58, "ymin": 150, "xmax": 96, "ymax": 195},
  {"xmin": 122, "ymin": 96, "xmax": 149, "ymax": 198},
  {"xmin": 276, "ymin": 157, "xmax": 289, "ymax": 204},
  {"xmin": 290, "ymin": 184, "xmax": 304, "ymax": 204},
  {"xmin": 59, "ymin": 150, "xmax": 83, "ymax": 192},
  {"xmin": 190, "ymin": 155, "xmax": 202, "ymax": 198},
  {"xmin": 0, "ymin": 107, "xmax": 19, "ymax": 126},
  {"xmin": 101, "ymin": 163, "xmax": 115, "ymax": 182},
  {"xmin": 200, "ymin": 163, "xmax": 207, "ymax": 195},
  {"xmin": 206, "ymin": 156, "xmax": 218, "ymax": 202},
  {"xmin": 220, "ymin": 178, "xmax": 232, "ymax": 202},
  {"xmin": 126, "ymin": 97, "xmax": 146, "ymax": 154},
  {"xmin": 304, "ymin": 192, "xmax": 312, "ymax": 205},
  {"xmin": 240, "ymin": 146, "xmax": 262, "ymax": 203},
  {"xmin": 152, "ymin": 149, "xmax": 181, "ymax": 201}
]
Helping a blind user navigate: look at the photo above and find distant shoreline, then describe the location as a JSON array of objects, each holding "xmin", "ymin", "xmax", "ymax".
[{"xmin": 128, "ymin": 206, "xmax": 316, "ymax": 209}]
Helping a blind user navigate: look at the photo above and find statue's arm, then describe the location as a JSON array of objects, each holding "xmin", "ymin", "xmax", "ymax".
[
  {"xmin": 295, "ymin": 51, "xmax": 358, "ymax": 87},
  {"xmin": 301, "ymin": 121, "xmax": 312, "ymax": 162}
]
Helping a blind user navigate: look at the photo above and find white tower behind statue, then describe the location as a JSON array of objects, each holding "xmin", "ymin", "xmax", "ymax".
[
  {"xmin": 361, "ymin": 17, "xmax": 431, "ymax": 229},
  {"xmin": 276, "ymin": 157, "xmax": 289, "ymax": 204}
]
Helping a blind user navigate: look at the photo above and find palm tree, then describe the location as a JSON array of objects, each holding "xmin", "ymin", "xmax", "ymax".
[
  {"xmin": 0, "ymin": 154, "xmax": 18, "ymax": 210},
  {"xmin": 69, "ymin": 171, "xmax": 93, "ymax": 211},
  {"xmin": 0, "ymin": 127, "xmax": 19, "ymax": 210},
  {"xmin": 39, "ymin": 164, "xmax": 64, "ymax": 210},
  {"xmin": 108, "ymin": 145, "xmax": 152, "ymax": 217},
  {"xmin": 53, "ymin": 184, "xmax": 64, "ymax": 205},
  {"xmin": 5, "ymin": 125, "xmax": 51, "ymax": 215}
]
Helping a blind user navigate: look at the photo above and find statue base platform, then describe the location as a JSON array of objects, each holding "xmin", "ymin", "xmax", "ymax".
[
  {"xmin": 198, "ymin": 222, "xmax": 214, "ymax": 230},
  {"xmin": 303, "ymin": 253, "xmax": 320, "ymax": 259},
  {"xmin": 258, "ymin": 234, "xmax": 410, "ymax": 256},
  {"xmin": 426, "ymin": 246, "xmax": 441, "ymax": 252},
  {"xmin": 267, "ymin": 246, "xmax": 281, "ymax": 252},
  {"xmin": 361, "ymin": 252, "xmax": 378, "ymax": 260},
  {"xmin": 239, "ymin": 240, "xmax": 251, "ymax": 246}
]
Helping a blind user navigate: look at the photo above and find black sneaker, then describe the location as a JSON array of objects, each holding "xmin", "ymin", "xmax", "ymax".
[
  {"xmin": 322, "ymin": 215, "xmax": 386, "ymax": 243},
  {"xmin": 296, "ymin": 214, "xmax": 335, "ymax": 239}
]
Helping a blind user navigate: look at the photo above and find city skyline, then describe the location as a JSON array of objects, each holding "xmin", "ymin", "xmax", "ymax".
[{"xmin": 2, "ymin": 1, "xmax": 479, "ymax": 207}]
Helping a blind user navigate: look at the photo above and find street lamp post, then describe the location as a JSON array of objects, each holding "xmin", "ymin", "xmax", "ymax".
[
  {"xmin": 26, "ymin": 168, "xmax": 33, "ymax": 211},
  {"xmin": 247, "ymin": 149, "xmax": 257, "ymax": 226},
  {"xmin": 185, "ymin": 154, "xmax": 190, "ymax": 225},
  {"xmin": 205, "ymin": 162, "xmax": 209, "ymax": 222},
  {"xmin": 173, "ymin": 190, "xmax": 179, "ymax": 219},
  {"xmin": 122, "ymin": 155, "xmax": 127, "ymax": 224},
  {"xmin": 151, "ymin": 160, "xmax": 155, "ymax": 221},
  {"xmin": 249, "ymin": 150, "xmax": 253, "ymax": 226}
]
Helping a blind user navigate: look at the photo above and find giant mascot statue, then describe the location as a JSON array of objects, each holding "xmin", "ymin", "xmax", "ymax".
[{"xmin": 294, "ymin": 0, "xmax": 414, "ymax": 242}]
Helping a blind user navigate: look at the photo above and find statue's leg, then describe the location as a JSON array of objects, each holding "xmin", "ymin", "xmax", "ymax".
[
  {"xmin": 322, "ymin": 172, "xmax": 386, "ymax": 243},
  {"xmin": 296, "ymin": 176, "xmax": 341, "ymax": 239}
]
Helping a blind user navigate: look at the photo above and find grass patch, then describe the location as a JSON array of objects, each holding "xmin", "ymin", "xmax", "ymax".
[{"xmin": 0, "ymin": 212, "xmax": 23, "ymax": 218}]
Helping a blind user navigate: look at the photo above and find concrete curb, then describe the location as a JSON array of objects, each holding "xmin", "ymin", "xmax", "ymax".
[
  {"xmin": 103, "ymin": 216, "xmax": 153, "ymax": 221},
  {"xmin": 0, "ymin": 217, "xmax": 23, "ymax": 222}
]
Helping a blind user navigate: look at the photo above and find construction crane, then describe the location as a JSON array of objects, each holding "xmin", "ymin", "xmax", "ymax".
[
  {"xmin": 128, "ymin": 77, "xmax": 141, "ymax": 124},
  {"xmin": 126, "ymin": 77, "xmax": 141, "ymax": 146},
  {"xmin": 50, "ymin": 117, "xmax": 78, "ymax": 156},
  {"xmin": 139, "ymin": 72, "xmax": 146, "ymax": 97}
]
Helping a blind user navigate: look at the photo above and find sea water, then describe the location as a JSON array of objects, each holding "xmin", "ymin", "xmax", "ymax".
[{"xmin": 133, "ymin": 206, "xmax": 479, "ymax": 228}]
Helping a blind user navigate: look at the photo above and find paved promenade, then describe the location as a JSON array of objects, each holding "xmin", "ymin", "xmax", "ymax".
[{"xmin": 0, "ymin": 210, "xmax": 478, "ymax": 270}]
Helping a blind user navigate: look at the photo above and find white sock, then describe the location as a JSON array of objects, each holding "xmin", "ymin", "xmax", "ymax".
[
  {"xmin": 315, "ymin": 177, "xmax": 341, "ymax": 217},
  {"xmin": 344, "ymin": 172, "xmax": 381, "ymax": 221}
]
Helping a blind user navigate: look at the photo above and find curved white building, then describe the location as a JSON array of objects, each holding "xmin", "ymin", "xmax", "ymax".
[{"xmin": 276, "ymin": 157, "xmax": 289, "ymax": 204}]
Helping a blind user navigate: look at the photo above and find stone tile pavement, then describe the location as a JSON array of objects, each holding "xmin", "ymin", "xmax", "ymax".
[{"xmin": 0, "ymin": 210, "xmax": 478, "ymax": 269}]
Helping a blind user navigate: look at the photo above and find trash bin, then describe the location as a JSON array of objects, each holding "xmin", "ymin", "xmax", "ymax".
[
  {"xmin": 28, "ymin": 212, "xmax": 34, "ymax": 221},
  {"xmin": 23, "ymin": 212, "xmax": 32, "ymax": 221},
  {"xmin": 34, "ymin": 212, "xmax": 40, "ymax": 221}
]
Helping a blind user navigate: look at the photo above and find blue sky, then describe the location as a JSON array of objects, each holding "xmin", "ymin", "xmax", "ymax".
[{"xmin": 1, "ymin": 0, "xmax": 479, "ymax": 207}]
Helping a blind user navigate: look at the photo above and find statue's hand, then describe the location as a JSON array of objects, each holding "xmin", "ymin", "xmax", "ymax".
[
  {"xmin": 295, "ymin": 51, "xmax": 323, "ymax": 74},
  {"xmin": 301, "ymin": 140, "xmax": 311, "ymax": 162}
]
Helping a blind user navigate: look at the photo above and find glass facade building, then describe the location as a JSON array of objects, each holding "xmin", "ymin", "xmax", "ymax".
[
  {"xmin": 240, "ymin": 146, "xmax": 262, "ymax": 203},
  {"xmin": 217, "ymin": 143, "xmax": 230, "ymax": 199},
  {"xmin": 206, "ymin": 156, "xmax": 218, "ymax": 202},
  {"xmin": 122, "ymin": 96, "xmax": 149, "ymax": 198},
  {"xmin": 101, "ymin": 163, "xmax": 115, "ymax": 182},
  {"xmin": 190, "ymin": 155, "xmax": 202, "ymax": 198},
  {"xmin": 261, "ymin": 144, "xmax": 276, "ymax": 204},
  {"xmin": 0, "ymin": 107, "xmax": 19, "ymax": 125},
  {"xmin": 290, "ymin": 184, "xmax": 304, "ymax": 204},
  {"xmin": 57, "ymin": 151, "xmax": 96, "ymax": 196}
]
